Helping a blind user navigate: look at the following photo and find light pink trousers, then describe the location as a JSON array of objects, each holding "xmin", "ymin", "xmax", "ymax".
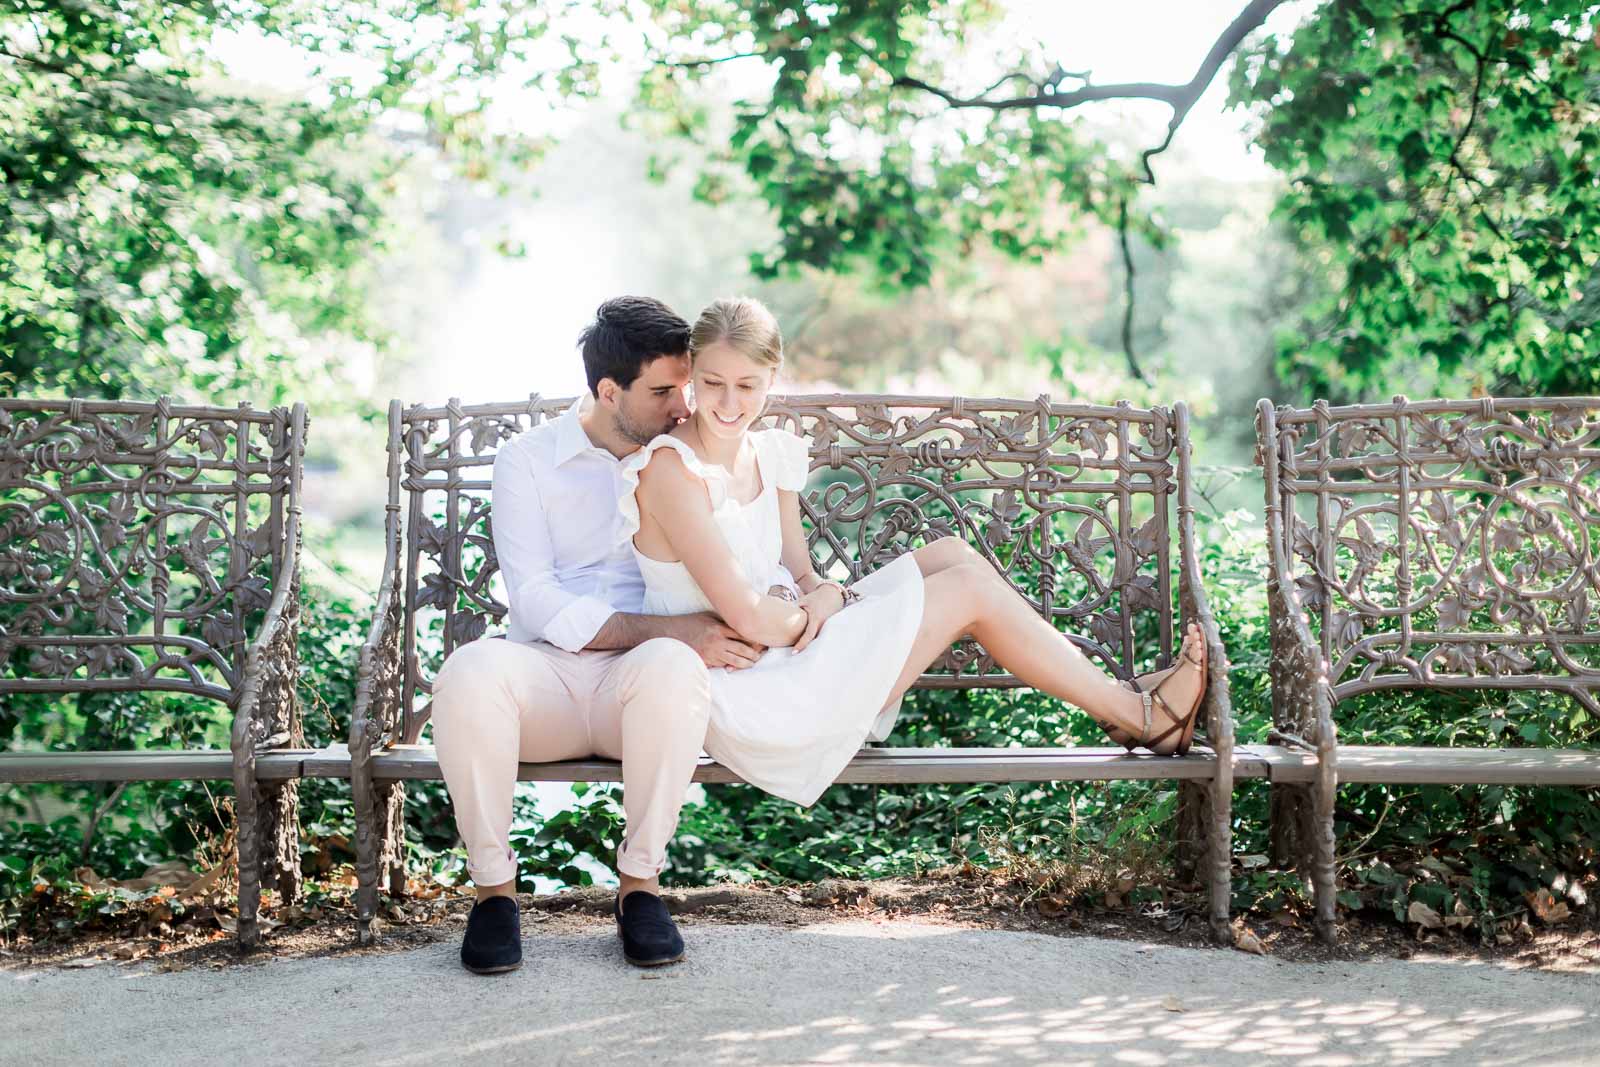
[{"xmin": 429, "ymin": 636, "xmax": 711, "ymax": 886}]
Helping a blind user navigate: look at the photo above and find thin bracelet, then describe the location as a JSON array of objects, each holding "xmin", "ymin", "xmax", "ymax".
[{"xmin": 829, "ymin": 580, "xmax": 861, "ymax": 607}]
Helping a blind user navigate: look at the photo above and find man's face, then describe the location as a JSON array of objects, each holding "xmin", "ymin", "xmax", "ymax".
[{"xmin": 611, "ymin": 354, "xmax": 690, "ymax": 446}]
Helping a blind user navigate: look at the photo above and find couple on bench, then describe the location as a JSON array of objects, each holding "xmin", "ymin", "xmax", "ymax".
[{"xmin": 430, "ymin": 295, "xmax": 1210, "ymax": 974}]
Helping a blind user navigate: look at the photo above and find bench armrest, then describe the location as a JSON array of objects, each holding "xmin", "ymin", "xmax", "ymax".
[
  {"xmin": 1172, "ymin": 403, "xmax": 1236, "ymax": 756},
  {"xmin": 231, "ymin": 404, "xmax": 307, "ymax": 764},
  {"xmin": 350, "ymin": 399, "xmax": 409, "ymax": 763},
  {"xmin": 351, "ymin": 553, "xmax": 405, "ymax": 758},
  {"xmin": 1255, "ymin": 399, "xmax": 1338, "ymax": 760}
]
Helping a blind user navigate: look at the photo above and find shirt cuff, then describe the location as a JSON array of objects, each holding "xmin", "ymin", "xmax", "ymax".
[{"xmin": 542, "ymin": 595, "xmax": 619, "ymax": 653}]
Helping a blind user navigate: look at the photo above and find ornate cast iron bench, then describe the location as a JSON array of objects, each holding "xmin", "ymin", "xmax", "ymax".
[
  {"xmin": 1255, "ymin": 397, "xmax": 1600, "ymax": 943},
  {"xmin": 311, "ymin": 394, "xmax": 1240, "ymax": 945},
  {"xmin": 0, "ymin": 398, "xmax": 310, "ymax": 950}
]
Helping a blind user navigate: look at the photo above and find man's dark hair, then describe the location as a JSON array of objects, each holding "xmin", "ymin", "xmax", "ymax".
[{"xmin": 577, "ymin": 296, "xmax": 691, "ymax": 396}]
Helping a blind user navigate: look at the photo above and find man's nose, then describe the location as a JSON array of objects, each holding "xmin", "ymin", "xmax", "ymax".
[{"xmin": 668, "ymin": 393, "xmax": 690, "ymax": 419}]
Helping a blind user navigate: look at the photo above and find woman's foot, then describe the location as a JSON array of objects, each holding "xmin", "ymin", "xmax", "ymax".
[
  {"xmin": 1100, "ymin": 662, "xmax": 1180, "ymax": 748},
  {"xmin": 1099, "ymin": 623, "xmax": 1207, "ymax": 755}
]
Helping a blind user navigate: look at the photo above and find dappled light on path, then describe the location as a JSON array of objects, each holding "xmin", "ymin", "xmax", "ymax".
[{"xmin": 6, "ymin": 921, "xmax": 1594, "ymax": 1065}]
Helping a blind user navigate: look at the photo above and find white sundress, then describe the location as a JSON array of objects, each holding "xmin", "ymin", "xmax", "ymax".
[{"xmin": 616, "ymin": 428, "xmax": 926, "ymax": 807}]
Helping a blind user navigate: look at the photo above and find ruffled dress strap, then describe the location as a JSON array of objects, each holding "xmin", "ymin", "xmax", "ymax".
[
  {"xmin": 754, "ymin": 427, "xmax": 811, "ymax": 491},
  {"xmin": 616, "ymin": 434, "xmax": 728, "ymax": 548}
]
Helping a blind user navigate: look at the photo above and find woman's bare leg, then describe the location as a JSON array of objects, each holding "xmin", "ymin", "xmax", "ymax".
[{"xmin": 895, "ymin": 541, "xmax": 1205, "ymax": 754}]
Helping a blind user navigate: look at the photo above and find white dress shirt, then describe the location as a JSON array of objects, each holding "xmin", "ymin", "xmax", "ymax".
[{"xmin": 492, "ymin": 398, "xmax": 647, "ymax": 651}]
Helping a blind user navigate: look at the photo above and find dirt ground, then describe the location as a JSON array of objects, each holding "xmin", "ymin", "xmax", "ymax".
[{"xmin": 5, "ymin": 867, "xmax": 1597, "ymax": 977}]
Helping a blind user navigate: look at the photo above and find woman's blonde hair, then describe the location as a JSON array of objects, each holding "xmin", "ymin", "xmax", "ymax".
[{"xmin": 688, "ymin": 297, "xmax": 783, "ymax": 370}]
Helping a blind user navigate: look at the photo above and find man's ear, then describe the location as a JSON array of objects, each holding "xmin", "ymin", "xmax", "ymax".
[{"xmin": 594, "ymin": 377, "xmax": 622, "ymax": 409}]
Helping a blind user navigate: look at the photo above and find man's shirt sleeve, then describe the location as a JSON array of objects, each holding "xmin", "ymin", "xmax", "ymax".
[{"xmin": 492, "ymin": 444, "xmax": 619, "ymax": 652}]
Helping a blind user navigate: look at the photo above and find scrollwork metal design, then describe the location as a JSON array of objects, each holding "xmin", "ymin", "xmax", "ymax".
[
  {"xmin": 377, "ymin": 394, "xmax": 1193, "ymax": 743},
  {"xmin": 0, "ymin": 399, "xmax": 295, "ymax": 700},
  {"xmin": 1, "ymin": 397, "xmax": 307, "ymax": 952},
  {"xmin": 1267, "ymin": 397, "xmax": 1600, "ymax": 706}
]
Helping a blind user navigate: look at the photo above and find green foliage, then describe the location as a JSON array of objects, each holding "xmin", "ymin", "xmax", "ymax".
[
  {"xmin": 0, "ymin": 0, "xmax": 580, "ymax": 405},
  {"xmin": 0, "ymin": 564, "xmax": 375, "ymax": 936},
  {"xmin": 1230, "ymin": 1, "xmax": 1600, "ymax": 399},
  {"xmin": 626, "ymin": 1, "xmax": 1145, "ymax": 289}
]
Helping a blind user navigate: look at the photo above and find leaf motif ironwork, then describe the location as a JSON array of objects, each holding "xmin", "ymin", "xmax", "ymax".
[
  {"xmin": 1269, "ymin": 399, "xmax": 1600, "ymax": 698},
  {"xmin": 390, "ymin": 396, "xmax": 1184, "ymax": 706},
  {"xmin": 1, "ymin": 401, "xmax": 297, "ymax": 701}
]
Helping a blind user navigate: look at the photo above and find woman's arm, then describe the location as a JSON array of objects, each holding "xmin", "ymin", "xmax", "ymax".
[
  {"xmin": 777, "ymin": 489, "xmax": 823, "ymax": 593},
  {"xmin": 777, "ymin": 488, "xmax": 846, "ymax": 651},
  {"xmin": 636, "ymin": 448, "xmax": 807, "ymax": 647}
]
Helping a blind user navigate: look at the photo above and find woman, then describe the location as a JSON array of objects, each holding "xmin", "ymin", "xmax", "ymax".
[{"xmin": 620, "ymin": 297, "xmax": 1206, "ymax": 805}]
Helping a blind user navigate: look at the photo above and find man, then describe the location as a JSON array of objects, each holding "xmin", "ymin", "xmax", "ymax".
[{"xmin": 430, "ymin": 296, "xmax": 767, "ymax": 974}]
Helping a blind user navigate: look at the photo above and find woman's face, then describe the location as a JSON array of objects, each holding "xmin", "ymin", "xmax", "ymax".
[{"xmin": 691, "ymin": 340, "xmax": 776, "ymax": 442}]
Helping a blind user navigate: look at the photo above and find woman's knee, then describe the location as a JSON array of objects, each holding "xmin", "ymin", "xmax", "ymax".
[
  {"xmin": 922, "ymin": 560, "xmax": 994, "ymax": 632},
  {"xmin": 914, "ymin": 536, "xmax": 982, "ymax": 576}
]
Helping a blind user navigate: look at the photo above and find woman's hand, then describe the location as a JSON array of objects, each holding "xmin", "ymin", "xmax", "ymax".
[{"xmin": 792, "ymin": 583, "xmax": 845, "ymax": 653}]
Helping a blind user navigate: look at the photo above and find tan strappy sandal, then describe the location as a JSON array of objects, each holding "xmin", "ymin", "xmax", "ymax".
[{"xmin": 1104, "ymin": 628, "xmax": 1207, "ymax": 756}]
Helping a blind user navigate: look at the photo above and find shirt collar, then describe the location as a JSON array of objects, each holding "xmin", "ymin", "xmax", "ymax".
[{"xmin": 547, "ymin": 395, "xmax": 601, "ymax": 463}]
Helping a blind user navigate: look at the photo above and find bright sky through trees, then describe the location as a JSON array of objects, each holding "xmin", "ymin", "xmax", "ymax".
[{"xmin": 209, "ymin": 1, "xmax": 1313, "ymax": 400}]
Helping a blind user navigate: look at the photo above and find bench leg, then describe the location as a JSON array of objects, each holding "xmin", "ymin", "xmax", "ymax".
[
  {"xmin": 260, "ymin": 778, "xmax": 304, "ymax": 906},
  {"xmin": 1207, "ymin": 772, "xmax": 1235, "ymax": 945},
  {"xmin": 382, "ymin": 780, "xmax": 407, "ymax": 896},
  {"xmin": 232, "ymin": 760, "xmax": 263, "ymax": 952},
  {"xmin": 1174, "ymin": 781, "xmax": 1208, "ymax": 882},
  {"xmin": 351, "ymin": 751, "xmax": 381, "ymax": 946},
  {"xmin": 1310, "ymin": 721, "xmax": 1339, "ymax": 944}
]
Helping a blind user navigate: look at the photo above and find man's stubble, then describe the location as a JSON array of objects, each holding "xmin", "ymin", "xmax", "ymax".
[{"xmin": 614, "ymin": 400, "xmax": 679, "ymax": 448}]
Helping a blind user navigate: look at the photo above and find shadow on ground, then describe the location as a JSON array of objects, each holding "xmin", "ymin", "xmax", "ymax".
[{"xmin": 6, "ymin": 921, "xmax": 1596, "ymax": 1065}]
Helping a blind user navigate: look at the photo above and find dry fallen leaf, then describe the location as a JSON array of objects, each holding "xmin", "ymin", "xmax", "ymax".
[
  {"xmin": 1162, "ymin": 997, "xmax": 1184, "ymax": 1013},
  {"xmin": 1231, "ymin": 920, "xmax": 1268, "ymax": 956},
  {"xmin": 1037, "ymin": 896, "xmax": 1066, "ymax": 918},
  {"xmin": 1526, "ymin": 888, "xmax": 1571, "ymax": 925},
  {"xmin": 1407, "ymin": 900, "xmax": 1443, "ymax": 930},
  {"xmin": 61, "ymin": 957, "xmax": 103, "ymax": 969}
]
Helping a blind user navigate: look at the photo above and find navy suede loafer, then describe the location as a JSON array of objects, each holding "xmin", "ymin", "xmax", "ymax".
[
  {"xmin": 460, "ymin": 895, "xmax": 523, "ymax": 975},
  {"xmin": 615, "ymin": 891, "xmax": 685, "ymax": 967}
]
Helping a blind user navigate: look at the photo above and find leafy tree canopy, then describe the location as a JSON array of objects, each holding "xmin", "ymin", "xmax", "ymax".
[
  {"xmin": 621, "ymin": 0, "xmax": 1599, "ymax": 395},
  {"xmin": 4, "ymin": 1, "xmax": 1597, "ymax": 402},
  {"xmin": 0, "ymin": 0, "xmax": 583, "ymax": 402},
  {"xmin": 1232, "ymin": 0, "xmax": 1600, "ymax": 399}
]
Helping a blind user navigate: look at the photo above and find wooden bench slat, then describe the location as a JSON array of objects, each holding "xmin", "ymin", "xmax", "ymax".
[
  {"xmin": 306, "ymin": 743, "xmax": 1252, "ymax": 785},
  {"xmin": 0, "ymin": 749, "xmax": 313, "ymax": 783},
  {"xmin": 1238, "ymin": 745, "xmax": 1600, "ymax": 786}
]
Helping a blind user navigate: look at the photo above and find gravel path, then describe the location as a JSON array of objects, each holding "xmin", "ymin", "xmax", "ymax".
[{"xmin": 5, "ymin": 920, "xmax": 1597, "ymax": 1065}]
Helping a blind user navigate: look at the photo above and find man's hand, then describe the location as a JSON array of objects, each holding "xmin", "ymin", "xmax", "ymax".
[{"xmin": 671, "ymin": 612, "xmax": 765, "ymax": 669}]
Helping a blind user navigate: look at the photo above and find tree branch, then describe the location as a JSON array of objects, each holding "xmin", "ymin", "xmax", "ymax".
[
  {"xmin": 664, "ymin": 49, "xmax": 768, "ymax": 69},
  {"xmin": 1116, "ymin": 197, "xmax": 1148, "ymax": 384},
  {"xmin": 892, "ymin": 0, "xmax": 1288, "ymax": 183}
]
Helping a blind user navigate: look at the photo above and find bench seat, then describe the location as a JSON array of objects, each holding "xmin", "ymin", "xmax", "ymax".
[
  {"xmin": 0, "ymin": 749, "xmax": 314, "ymax": 783},
  {"xmin": 1245, "ymin": 744, "xmax": 1600, "ymax": 787},
  {"xmin": 310, "ymin": 743, "xmax": 1238, "ymax": 785}
]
